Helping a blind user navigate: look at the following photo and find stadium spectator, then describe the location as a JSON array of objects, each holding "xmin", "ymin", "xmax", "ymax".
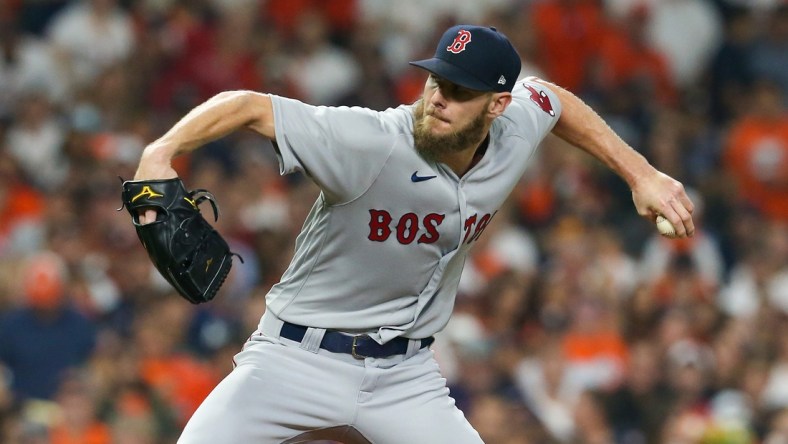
[
  {"xmin": 45, "ymin": 0, "xmax": 135, "ymax": 89},
  {"xmin": 749, "ymin": 5, "xmax": 788, "ymax": 101},
  {"xmin": 723, "ymin": 78, "xmax": 788, "ymax": 221},
  {"xmin": 0, "ymin": 252, "xmax": 96, "ymax": 401}
]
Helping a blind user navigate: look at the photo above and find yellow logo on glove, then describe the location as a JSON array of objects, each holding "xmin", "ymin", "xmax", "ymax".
[
  {"xmin": 131, "ymin": 186, "xmax": 164, "ymax": 203},
  {"xmin": 183, "ymin": 197, "xmax": 198, "ymax": 209}
]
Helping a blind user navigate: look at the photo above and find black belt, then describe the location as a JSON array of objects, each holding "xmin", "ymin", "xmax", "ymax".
[{"xmin": 279, "ymin": 322, "xmax": 434, "ymax": 359}]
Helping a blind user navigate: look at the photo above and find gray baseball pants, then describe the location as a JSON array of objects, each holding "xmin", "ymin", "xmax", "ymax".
[{"xmin": 177, "ymin": 311, "xmax": 483, "ymax": 443}]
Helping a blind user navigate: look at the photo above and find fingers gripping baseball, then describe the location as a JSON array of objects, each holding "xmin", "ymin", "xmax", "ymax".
[{"xmin": 631, "ymin": 171, "xmax": 695, "ymax": 238}]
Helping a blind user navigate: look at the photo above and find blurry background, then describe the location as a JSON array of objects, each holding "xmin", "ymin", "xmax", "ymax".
[{"xmin": 0, "ymin": 0, "xmax": 786, "ymax": 443}]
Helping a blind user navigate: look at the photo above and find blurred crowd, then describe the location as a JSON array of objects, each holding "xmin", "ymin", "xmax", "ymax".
[{"xmin": 0, "ymin": 0, "xmax": 786, "ymax": 443}]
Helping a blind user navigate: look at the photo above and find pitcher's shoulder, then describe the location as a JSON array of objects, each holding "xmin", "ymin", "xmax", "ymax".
[
  {"xmin": 375, "ymin": 103, "xmax": 416, "ymax": 135},
  {"xmin": 509, "ymin": 77, "xmax": 560, "ymax": 119}
]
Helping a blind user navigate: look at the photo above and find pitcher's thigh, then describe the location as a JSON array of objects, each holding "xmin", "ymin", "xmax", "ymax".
[
  {"xmin": 355, "ymin": 354, "xmax": 483, "ymax": 444},
  {"xmin": 178, "ymin": 342, "xmax": 361, "ymax": 444},
  {"xmin": 363, "ymin": 394, "xmax": 483, "ymax": 444}
]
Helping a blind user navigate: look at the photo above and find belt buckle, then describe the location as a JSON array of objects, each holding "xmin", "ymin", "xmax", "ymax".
[{"xmin": 351, "ymin": 334, "xmax": 370, "ymax": 359}]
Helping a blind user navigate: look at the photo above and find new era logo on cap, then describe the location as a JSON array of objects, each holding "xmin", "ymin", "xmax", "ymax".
[{"xmin": 409, "ymin": 25, "xmax": 521, "ymax": 93}]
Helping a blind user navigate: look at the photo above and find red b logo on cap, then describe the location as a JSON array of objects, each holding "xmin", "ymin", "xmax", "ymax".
[{"xmin": 447, "ymin": 30, "xmax": 472, "ymax": 54}]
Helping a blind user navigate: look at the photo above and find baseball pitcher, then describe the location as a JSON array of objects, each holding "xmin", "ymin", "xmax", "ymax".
[{"xmin": 129, "ymin": 25, "xmax": 695, "ymax": 443}]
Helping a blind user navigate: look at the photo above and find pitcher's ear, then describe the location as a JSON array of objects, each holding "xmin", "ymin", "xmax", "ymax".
[{"xmin": 488, "ymin": 93, "xmax": 512, "ymax": 118}]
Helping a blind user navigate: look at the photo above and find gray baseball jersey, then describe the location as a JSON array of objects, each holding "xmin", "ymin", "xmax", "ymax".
[
  {"xmin": 265, "ymin": 77, "xmax": 560, "ymax": 342},
  {"xmin": 178, "ymin": 78, "xmax": 561, "ymax": 444}
]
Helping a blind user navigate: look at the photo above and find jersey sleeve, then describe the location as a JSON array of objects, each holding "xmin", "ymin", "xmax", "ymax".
[
  {"xmin": 269, "ymin": 95, "xmax": 397, "ymax": 204},
  {"xmin": 506, "ymin": 77, "xmax": 563, "ymax": 138}
]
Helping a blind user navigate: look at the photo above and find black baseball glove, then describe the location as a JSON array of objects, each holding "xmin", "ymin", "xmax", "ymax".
[{"xmin": 120, "ymin": 178, "xmax": 238, "ymax": 304}]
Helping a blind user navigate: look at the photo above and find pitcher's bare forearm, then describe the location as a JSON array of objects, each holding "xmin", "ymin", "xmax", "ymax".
[
  {"xmin": 535, "ymin": 79, "xmax": 695, "ymax": 236},
  {"xmin": 535, "ymin": 79, "xmax": 654, "ymax": 187},
  {"xmin": 136, "ymin": 91, "xmax": 275, "ymax": 177}
]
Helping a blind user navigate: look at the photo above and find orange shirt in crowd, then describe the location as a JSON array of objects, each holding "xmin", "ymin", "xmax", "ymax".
[
  {"xmin": 516, "ymin": 174, "xmax": 557, "ymax": 226},
  {"xmin": 50, "ymin": 423, "xmax": 112, "ymax": 444},
  {"xmin": 724, "ymin": 115, "xmax": 788, "ymax": 221},
  {"xmin": 563, "ymin": 330, "xmax": 628, "ymax": 364},
  {"xmin": 0, "ymin": 181, "xmax": 43, "ymax": 238},
  {"xmin": 141, "ymin": 354, "xmax": 219, "ymax": 425},
  {"xmin": 595, "ymin": 25, "xmax": 677, "ymax": 106},
  {"xmin": 531, "ymin": 0, "xmax": 606, "ymax": 92}
]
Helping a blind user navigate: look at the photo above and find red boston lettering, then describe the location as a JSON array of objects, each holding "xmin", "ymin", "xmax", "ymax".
[
  {"xmin": 367, "ymin": 210, "xmax": 445, "ymax": 244},
  {"xmin": 462, "ymin": 212, "xmax": 496, "ymax": 245},
  {"xmin": 396, "ymin": 213, "xmax": 419, "ymax": 244},
  {"xmin": 462, "ymin": 214, "xmax": 477, "ymax": 244},
  {"xmin": 368, "ymin": 209, "xmax": 392, "ymax": 241},
  {"xmin": 470, "ymin": 213, "xmax": 493, "ymax": 242},
  {"xmin": 418, "ymin": 213, "xmax": 445, "ymax": 244}
]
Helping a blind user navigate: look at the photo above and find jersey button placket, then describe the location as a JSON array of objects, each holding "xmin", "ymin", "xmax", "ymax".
[{"xmin": 456, "ymin": 183, "xmax": 468, "ymax": 247}]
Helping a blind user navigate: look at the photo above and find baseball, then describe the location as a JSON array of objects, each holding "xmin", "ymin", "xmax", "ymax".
[{"xmin": 656, "ymin": 215, "xmax": 677, "ymax": 237}]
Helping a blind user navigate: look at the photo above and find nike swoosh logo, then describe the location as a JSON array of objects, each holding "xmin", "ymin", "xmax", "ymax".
[{"xmin": 411, "ymin": 171, "xmax": 437, "ymax": 182}]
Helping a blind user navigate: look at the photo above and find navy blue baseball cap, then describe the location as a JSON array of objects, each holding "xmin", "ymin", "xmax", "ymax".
[{"xmin": 410, "ymin": 25, "xmax": 521, "ymax": 93}]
